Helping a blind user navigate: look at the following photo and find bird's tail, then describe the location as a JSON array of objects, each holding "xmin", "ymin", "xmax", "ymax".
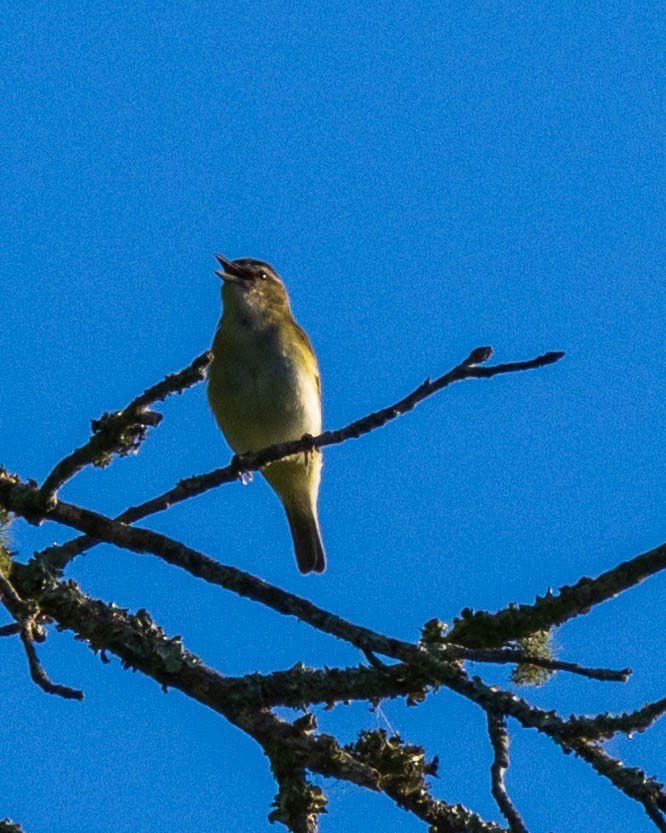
[{"xmin": 285, "ymin": 504, "xmax": 326, "ymax": 574}]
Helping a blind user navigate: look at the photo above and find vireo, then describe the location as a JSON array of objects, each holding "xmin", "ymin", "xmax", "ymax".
[{"xmin": 207, "ymin": 255, "xmax": 325, "ymax": 574}]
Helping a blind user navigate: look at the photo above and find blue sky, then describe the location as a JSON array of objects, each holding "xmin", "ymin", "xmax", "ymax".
[{"xmin": 1, "ymin": 2, "xmax": 664, "ymax": 832}]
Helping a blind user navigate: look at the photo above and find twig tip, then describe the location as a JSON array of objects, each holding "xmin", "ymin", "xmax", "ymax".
[{"xmin": 466, "ymin": 346, "xmax": 493, "ymax": 366}]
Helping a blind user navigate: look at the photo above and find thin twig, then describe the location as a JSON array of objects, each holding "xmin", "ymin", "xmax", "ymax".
[
  {"xmin": 35, "ymin": 347, "xmax": 564, "ymax": 569},
  {"xmin": 569, "ymin": 740, "xmax": 666, "ymax": 832},
  {"xmin": 486, "ymin": 711, "xmax": 529, "ymax": 833},
  {"xmin": 439, "ymin": 666, "xmax": 666, "ymax": 829},
  {"xmin": 38, "ymin": 351, "xmax": 211, "ymax": 502},
  {"xmin": 18, "ymin": 627, "xmax": 83, "ymax": 700},
  {"xmin": 4, "ymin": 469, "xmax": 662, "ymax": 681},
  {"xmin": 0, "ymin": 573, "xmax": 82, "ymax": 700},
  {"xmin": 562, "ymin": 696, "xmax": 666, "ymax": 741},
  {"xmin": 449, "ymin": 646, "xmax": 630, "ymax": 682}
]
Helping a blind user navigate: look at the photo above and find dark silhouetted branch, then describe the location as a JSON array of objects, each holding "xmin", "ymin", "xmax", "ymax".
[
  {"xmin": 36, "ymin": 347, "xmax": 564, "ymax": 569},
  {"xmin": 446, "ymin": 541, "xmax": 666, "ymax": 648},
  {"xmin": 347, "ymin": 728, "xmax": 506, "ymax": 832},
  {"xmin": 448, "ymin": 646, "xmax": 630, "ymax": 682},
  {"xmin": 0, "ymin": 573, "xmax": 82, "ymax": 700},
  {"xmin": 38, "ymin": 351, "xmax": 211, "ymax": 503},
  {"xmin": 486, "ymin": 712, "xmax": 528, "ymax": 833},
  {"xmin": 569, "ymin": 741, "xmax": 666, "ymax": 832},
  {"xmin": 562, "ymin": 696, "xmax": 666, "ymax": 741}
]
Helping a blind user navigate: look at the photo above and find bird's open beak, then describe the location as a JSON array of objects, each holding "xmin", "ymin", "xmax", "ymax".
[{"xmin": 214, "ymin": 254, "xmax": 247, "ymax": 282}]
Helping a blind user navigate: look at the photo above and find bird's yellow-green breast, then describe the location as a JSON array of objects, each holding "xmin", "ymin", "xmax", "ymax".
[{"xmin": 207, "ymin": 256, "xmax": 325, "ymax": 573}]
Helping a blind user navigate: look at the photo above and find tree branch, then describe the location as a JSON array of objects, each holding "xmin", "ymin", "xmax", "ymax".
[
  {"xmin": 1, "ymin": 475, "xmax": 418, "ymax": 662},
  {"xmin": 7, "ymin": 475, "xmax": 665, "ymax": 829},
  {"xmin": 486, "ymin": 711, "xmax": 528, "ymax": 833},
  {"xmin": 15, "ymin": 572, "xmax": 497, "ymax": 829},
  {"xmin": 38, "ymin": 351, "xmax": 211, "ymax": 503},
  {"xmin": 569, "ymin": 740, "xmax": 666, "ymax": 832},
  {"xmin": 446, "ymin": 542, "xmax": 666, "ymax": 648},
  {"xmin": 561, "ymin": 696, "xmax": 666, "ymax": 741},
  {"xmin": 0, "ymin": 573, "xmax": 82, "ymax": 700},
  {"xmin": 437, "ymin": 665, "xmax": 666, "ymax": 829},
  {"xmin": 446, "ymin": 646, "xmax": 630, "ymax": 682},
  {"xmin": 3, "ymin": 470, "xmax": 660, "ymax": 693},
  {"xmin": 34, "ymin": 347, "xmax": 564, "ymax": 569}
]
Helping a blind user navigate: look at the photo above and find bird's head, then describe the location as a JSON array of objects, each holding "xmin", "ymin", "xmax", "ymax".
[{"xmin": 214, "ymin": 255, "xmax": 291, "ymax": 314}]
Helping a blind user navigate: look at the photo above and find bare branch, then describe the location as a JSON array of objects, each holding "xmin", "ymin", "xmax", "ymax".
[
  {"xmin": 438, "ymin": 666, "xmax": 666, "ymax": 829},
  {"xmin": 449, "ymin": 646, "xmax": 630, "ymax": 682},
  {"xmin": 569, "ymin": 740, "xmax": 666, "ymax": 832},
  {"xmin": 38, "ymin": 351, "xmax": 211, "ymax": 503},
  {"xmin": 0, "ymin": 476, "xmax": 418, "ymax": 662},
  {"xmin": 13, "ymin": 564, "xmax": 425, "ymax": 720},
  {"xmin": 35, "ymin": 347, "xmax": 564, "ymax": 569},
  {"xmin": 7, "ymin": 573, "xmax": 386, "ymax": 795},
  {"xmin": 0, "ymin": 573, "xmax": 82, "ymax": 700},
  {"xmin": 486, "ymin": 712, "xmax": 529, "ymax": 833},
  {"xmin": 446, "ymin": 541, "xmax": 666, "ymax": 648},
  {"xmin": 562, "ymin": 696, "xmax": 666, "ymax": 741},
  {"xmin": 18, "ymin": 627, "xmax": 83, "ymax": 700},
  {"xmin": 2, "ymin": 470, "xmax": 658, "ymax": 692}
]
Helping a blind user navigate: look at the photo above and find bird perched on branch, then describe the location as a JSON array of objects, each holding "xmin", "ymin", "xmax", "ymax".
[{"xmin": 207, "ymin": 255, "xmax": 325, "ymax": 574}]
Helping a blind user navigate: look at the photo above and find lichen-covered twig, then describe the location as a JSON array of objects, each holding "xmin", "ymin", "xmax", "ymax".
[
  {"xmin": 486, "ymin": 712, "xmax": 528, "ymax": 833},
  {"xmin": 2, "ymin": 471, "xmax": 660, "ymax": 692},
  {"xmin": 446, "ymin": 541, "xmax": 666, "ymax": 648},
  {"xmin": 446, "ymin": 645, "xmax": 630, "ymax": 682},
  {"xmin": 561, "ymin": 696, "xmax": 666, "ymax": 741},
  {"xmin": 38, "ymin": 351, "xmax": 211, "ymax": 503},
  {"xmin": 35, "ymin": 347, "xmax": 564, "ymax": 569},
  {"xmin": 347, "ymin": 728, "xmax": 506, "ymax": 833},
  {"xmin": 0, "ymin": 572, "xmax": 82, "ymax": 700}
]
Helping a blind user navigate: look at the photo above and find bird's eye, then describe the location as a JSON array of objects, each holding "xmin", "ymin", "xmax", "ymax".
[{"xmin": 259, "ymin": 271, "xmax": 268, "ymax": 281}]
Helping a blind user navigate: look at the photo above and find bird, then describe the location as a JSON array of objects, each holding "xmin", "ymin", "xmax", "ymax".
[{"xmin": 207, "ymin": 255, "xmax": 325, "ymax": 574}]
